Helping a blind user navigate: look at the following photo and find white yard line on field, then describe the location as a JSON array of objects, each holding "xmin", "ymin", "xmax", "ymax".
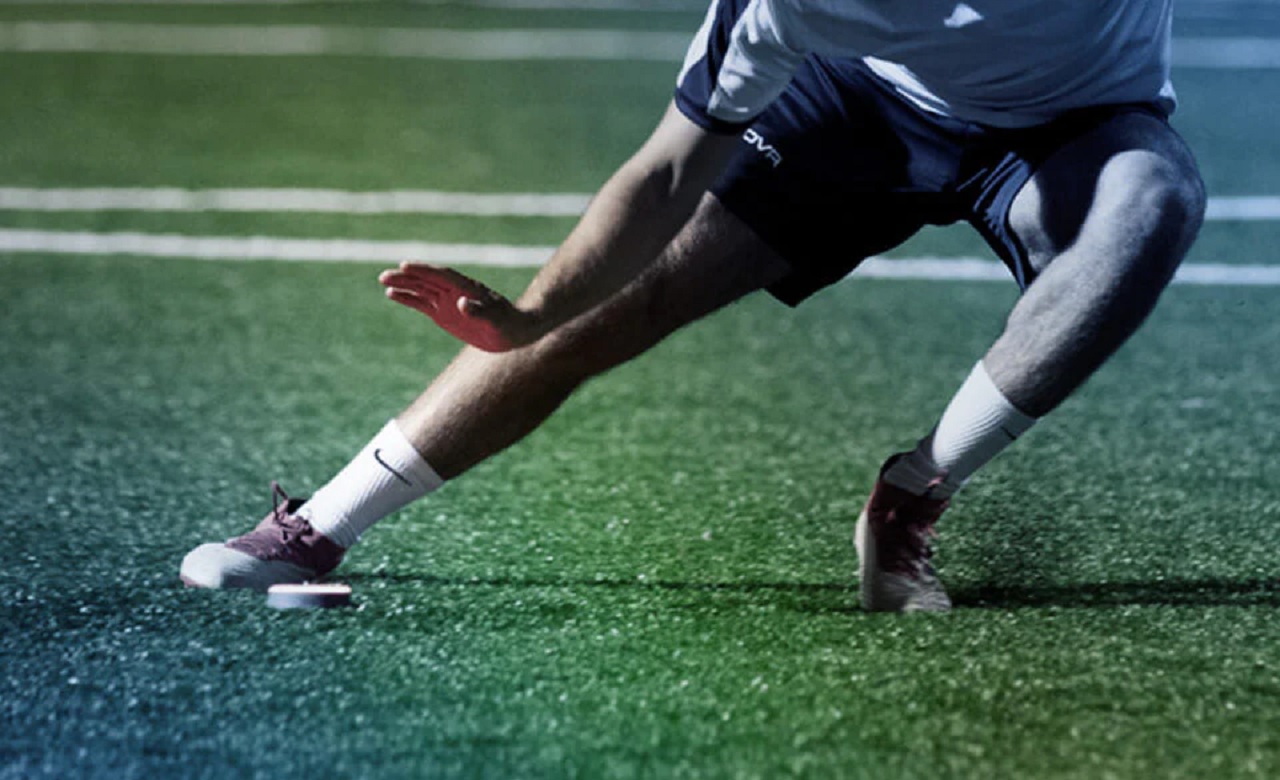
[
  {"xmin": 1176, "ymin": 0, "xmax": 1280, "ymax": 16},
  {"xmin": 1174, "ymin": 37, "xmax": 1280, "ymax": 69},
  {"xmin": 1204, "ymin": 196, "xmax": 1280, "ymax": 221},
  {"xmin": 0, "ymin": 0, "xmax": 315, "ymax": 4},
  {"xmin": 0, "ymin": 22, "xmax": 1275, "ymax": 68},
  {"xmin": 0, "ymin": 229, "xmax": 558, "ymax": 265},
  {"xmin": 0, "ymin": 188, "xmax": 1275, "ymax": 221},
  {"xmin": 857, "ymin": 257, "xmax": 1280, "ymax": 286},
  {"xmin": 0, "ymin": 0, "xmax": 1262, "ymax": 15},
  {"xmin": 3, "ymin": 228, "xmax": 1279, "ymax": 286},
  {"xmin": 0, "ymin": 22, "xmax": 691, "ymax": 60},
  {"xmin": 0, "ymin": 188, "xmax": 594, "ymax": 217},
  {"xmin": 464, "ymin": 0, "xmax": 704, "ymax": 10},
  {"xmin": 0, "ymin": 0, "xmax": 706, "ymax": 7}
]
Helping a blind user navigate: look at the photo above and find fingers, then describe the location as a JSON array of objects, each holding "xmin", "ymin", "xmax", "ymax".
[
  {"xmin": 380, "ymin": 273, "xmax": 444, "ymax": 307},
  {"xmin": 385, "ymin": 288, "xmax": 439, "ymax": 319},
  {"xmin": 379, "ymin": 262, "xmax": 508, "ymax": 325},
  {"xmin": 377, "ymin": 263, "xmax": 452, "ymax": 291},
  {"xmin": 379, "ymin": 265, "xmax": 467, "ymax": 315},
  {"xmin": 384, "ymin": 287, "xmax": 434, "ymax": 310},
  {"xmin": 377, "ymin": 270, "xmax": 455, "ymax": 298},
  {"xmin": 377, "ymin": 262, "xmax": 520, "ymax": 353},
  {"xmin": 380, "ymin": 263, "xmax": 502, "ymax": 303}
]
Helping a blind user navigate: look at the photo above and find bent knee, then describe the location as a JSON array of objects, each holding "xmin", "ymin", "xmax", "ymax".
[
  {"xmin": 1011, "ymin": 116, "xmax": 1208, "ymax": 272},
  {"xmin": 1014, "ymin": 153, "xmax": 1207, "ymax": 277},
  {"xmin": 1081, "ymin": 153, "xmax": 1207, "ymax": 286},
  {"xmin": 1115, "ymin": 151, "xmax": 1207, "ymax": 244}
]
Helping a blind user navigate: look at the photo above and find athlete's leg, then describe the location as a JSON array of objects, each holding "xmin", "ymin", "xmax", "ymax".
[
  {"xmin": 860, "ymin": 111, "xmax": 1206, "ymax": 612},
  {"xmin": 398, "ymin": 194, "xmax": 789, "ymax": 479},
  {"xmin": 889, "ymin": 110, "xmax": 1205, "ymax": 495},
  {"xmin": 181, "ymin": 195, "xmax": 790, "ymax": 588}
]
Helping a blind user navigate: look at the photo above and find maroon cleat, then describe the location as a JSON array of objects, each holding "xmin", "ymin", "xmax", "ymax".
[
  {"xmin": 180, "ymin": 482, "xmax": 345, "ymax": 592},
  {"xmin": 854, "ymin": 459, "xmax": 952, "ymax": 612}
]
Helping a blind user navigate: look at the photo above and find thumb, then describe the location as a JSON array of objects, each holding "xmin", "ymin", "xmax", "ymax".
[{"xmin": 457, "ymin": 296, "xmax": 484, "ymax": 316}]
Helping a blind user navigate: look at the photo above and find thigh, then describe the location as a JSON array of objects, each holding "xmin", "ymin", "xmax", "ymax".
[
  {"xmin": 1008, "ymin": 109, "xmax": 1205, "ymax": 276},
  {"xmin": 712, "ymin": 58, "xmax": 966, "ymax": 306},
  {"xmin": 637, "ymin": 192, "xmax": 792, "ymax": 332},
  {"xmin": 549, "ymin": 193, "xmax": 791, "ymax": 370}
]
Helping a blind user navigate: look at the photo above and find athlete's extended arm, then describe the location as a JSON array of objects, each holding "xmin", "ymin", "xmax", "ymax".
[{"xmin": 378, "ymin": 102, "xmax": 739, "ymax": 351}]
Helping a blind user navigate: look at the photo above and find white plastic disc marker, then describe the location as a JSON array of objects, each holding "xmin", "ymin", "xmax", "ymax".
[{"xmin": 266, "ymin": 583, "xmax": 353, "ymax": 609}]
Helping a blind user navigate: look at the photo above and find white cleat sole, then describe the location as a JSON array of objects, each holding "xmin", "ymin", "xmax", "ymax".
[{"xmin": 180, "ymin": 543, "xmax": 315, "ymax": 592}]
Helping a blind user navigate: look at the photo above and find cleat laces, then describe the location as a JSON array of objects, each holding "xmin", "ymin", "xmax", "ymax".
[{"xmin": 268, "ymin": 481, "xmax": 308, "ymax": 545}]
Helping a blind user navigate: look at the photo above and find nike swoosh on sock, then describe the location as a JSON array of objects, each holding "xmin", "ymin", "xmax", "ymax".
[{"xmin": 373, "ymin": 448, "xmax": 412, "ymax": 486}]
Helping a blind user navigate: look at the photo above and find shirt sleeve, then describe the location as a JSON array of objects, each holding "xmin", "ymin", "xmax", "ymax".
[{"xmin": 674, "ymin": 0, "xmax": 807, "ymax": 134}]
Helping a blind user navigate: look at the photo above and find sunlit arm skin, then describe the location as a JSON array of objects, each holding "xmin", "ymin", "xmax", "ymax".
[{"xmin": 378, "ymin": 102, "xmax": 739, "ymax": 351}]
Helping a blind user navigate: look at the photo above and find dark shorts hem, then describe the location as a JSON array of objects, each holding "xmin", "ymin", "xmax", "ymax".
[{"xmin": 708, "ymin": 58, "xmax": 1173, "ymax": 305}]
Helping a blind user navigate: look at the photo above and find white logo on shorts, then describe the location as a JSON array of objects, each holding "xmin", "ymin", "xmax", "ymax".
[
  {"xmin": 743, "ymin": 129, "xmax": 783, "ymax": 168},
  {"xmin": 944, "ymin": 3, "xmax": 984, "ymax": 28}
]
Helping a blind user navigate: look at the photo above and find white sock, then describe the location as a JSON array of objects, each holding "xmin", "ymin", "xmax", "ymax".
[
  {"xmin": 298, "ymin": 420, "xmax": 444, "ymax": 548},
  {"xmin": 883, "ymin": 361, "xmax": 1037, "ymax": 499}
]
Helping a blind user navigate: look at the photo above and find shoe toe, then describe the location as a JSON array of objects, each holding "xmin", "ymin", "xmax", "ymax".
[
  {"xmin": 902, "ymin": 588, "xmax": 953, "ymax": 613},
  {"xmin": 855, "ymin": 511, "xmax": 951, "ymax": 613},
  {"xmin": 180, "ymin": 543, "xmax": 316, "ymax": 591},
  {"xmin": 180, "ymin": 543, "xmax": 239, "ymax": 589}
]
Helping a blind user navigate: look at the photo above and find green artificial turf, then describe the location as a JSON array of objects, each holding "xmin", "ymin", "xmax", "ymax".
[
  {"xmin": 0, "ymin": 54, "xmax": 671, "ymax": 190},
  {"xmin": 2, "ymin": 2, "xmax": 1280, "ymax": 777},
  {"xmin": 3, "ymin": 258, "xmax": 1280, "ymax": 779}
]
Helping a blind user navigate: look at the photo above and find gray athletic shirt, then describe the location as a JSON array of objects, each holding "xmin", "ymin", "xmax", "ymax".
[{"xmin": 682, "ymin": 0, "xmax": 1176, "ymax": 128}]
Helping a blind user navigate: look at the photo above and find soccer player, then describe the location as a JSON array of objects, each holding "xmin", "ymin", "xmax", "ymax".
[{"xmin": 181, "ymin": 1, "xmax": 1206, "ymax": 612}]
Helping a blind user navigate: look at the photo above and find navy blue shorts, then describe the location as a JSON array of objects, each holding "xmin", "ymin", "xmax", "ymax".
[{"xmin": 692, "ymin": 59, "xmax": 1170, "ymax": 305}]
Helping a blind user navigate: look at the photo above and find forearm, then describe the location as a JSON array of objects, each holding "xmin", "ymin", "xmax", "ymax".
[{"xmin": 515, "ymin": 104, "xmax": 737, "ymax": 333}]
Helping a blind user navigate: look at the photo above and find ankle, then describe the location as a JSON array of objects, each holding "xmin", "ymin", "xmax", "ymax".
[{"xmin": 881, "ymin": 451, "xmax": 960, "ymax": 499}]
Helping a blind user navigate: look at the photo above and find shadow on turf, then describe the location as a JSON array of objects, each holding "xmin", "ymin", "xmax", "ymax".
[
  {"xmin": 343, "ymin": 572, "xmax": 1280, "ymax": 610},
  {"xmin": 952, "ymin": 578, "xmax": 1280, "ymax": 609},
  {"xmin": 346, "ymin": 571, "xmax": 849, "ymax": 596},
  {"xmin": 345, "ymin": 572, "xmax": 854, "ymax": 613}
]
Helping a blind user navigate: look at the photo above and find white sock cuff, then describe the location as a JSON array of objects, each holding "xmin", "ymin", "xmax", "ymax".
[
  {"xmin": 966, "ymin": 361, "xmax": 1037, "ymax": 435},
  {"xmin": 300, "ymin": 419, "xmax": 443, "ymax": 549},
  {"xmin": 927, "ymin": 360, "xmax": 1037, "ymax": 485},
  {"xmin": 882, "ymin": 361, "xmax": 1037, "ymax": 499},
  {"xmin": 374, "ymin": 419, "xmax": 445, "ymax": 491}
]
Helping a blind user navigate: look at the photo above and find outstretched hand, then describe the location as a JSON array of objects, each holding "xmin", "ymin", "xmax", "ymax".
[{"xmin": 377, "ymin": 263, "xmax": 536, "ymax": 353}]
